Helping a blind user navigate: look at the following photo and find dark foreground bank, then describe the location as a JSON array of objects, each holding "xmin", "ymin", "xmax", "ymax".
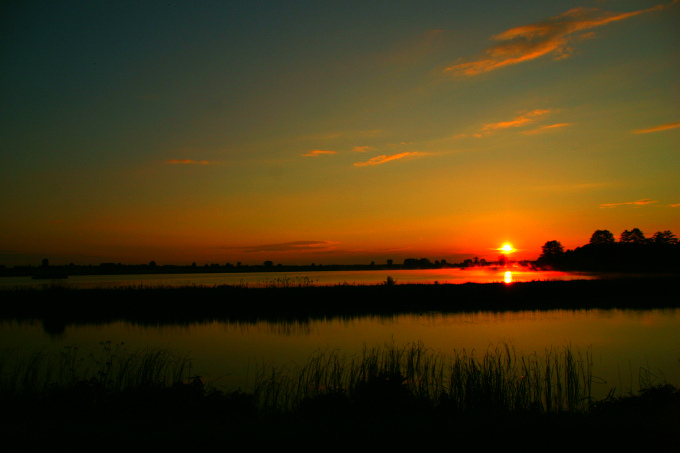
[
  {"xmin": 2, "ymin": 385, "xmax": 678, "ymax": 448},
  {"xmin": 1, "ymin": 342, "xmax": 678, "ymax": 448}
]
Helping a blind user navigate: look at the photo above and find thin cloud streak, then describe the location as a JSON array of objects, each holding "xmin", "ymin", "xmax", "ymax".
[
  {"xmin": 353, "ymin": 152, "xmax": 426, "ymax": 167},
  {"xmin": 444, "ymin": 2, "xmax": 672, "ymax": 77},
  {"xmin": 224, "ymin": 241, "xmax": 335, "ymax": 253},
  {"xmin": 522, "ymin": 123, "xmax": 572, "ymax": 135},
  {"xmin": 600, "ymin": 199, "xmax": 658, "ymax": 208},
  {"xmin": 482, "ymin": 109, "xmax": 551, "ymax": 131},
  {"xmin": 633, "ymin": 121, "xmax": 680, "ymax": 134},
  {"xmin": 302, "ymin": 150, "xmax": 336, "ymax": 157}
]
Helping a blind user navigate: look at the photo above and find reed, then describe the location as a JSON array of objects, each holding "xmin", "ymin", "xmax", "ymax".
[
  {"xmin": 0, "ymin": 341, "xmax": 193, "ymax": 397},
  {"xmin": 248, "ymin": 342, "xmax": 594, "ymax": 414}
]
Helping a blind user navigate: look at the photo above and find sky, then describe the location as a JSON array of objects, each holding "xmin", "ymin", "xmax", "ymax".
[{"xmin": 1, "ymin": 0, "xmax": 679, "ymax": 266}]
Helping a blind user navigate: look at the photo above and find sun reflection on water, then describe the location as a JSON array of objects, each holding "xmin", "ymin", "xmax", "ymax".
[{"xmin": 504, "ymin": 271, "xmax": 512, "ymax": 284}]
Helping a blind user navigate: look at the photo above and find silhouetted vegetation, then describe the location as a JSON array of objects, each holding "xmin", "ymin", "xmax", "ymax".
[
  {"xmin": 1, "ymin": 277, "xmax": 679, "ymax": 335},
  {"xmin": 1, "ymin": 342, "xmax": 677, "ymax": 447},
  {"xmin": 537, "ymin": 228, "xmax": 680, "ymax": 271}
]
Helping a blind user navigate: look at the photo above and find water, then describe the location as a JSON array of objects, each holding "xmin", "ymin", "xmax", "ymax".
[
  {"xmin": 2, "ymin": 307, "xmax": 678, "ymax": 400},
  {"xmin": 0, "ymin": 267, "xmax": 598, "ymax": 288}
]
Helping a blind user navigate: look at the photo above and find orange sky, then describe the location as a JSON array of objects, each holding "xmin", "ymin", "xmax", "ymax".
[{"xmin": 1, "ymin": 1, "xmax": 678, "ymax": 266}]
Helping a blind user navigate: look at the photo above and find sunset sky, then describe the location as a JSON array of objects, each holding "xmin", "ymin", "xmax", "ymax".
[{"xmin": 1, "ymin": 0, "xmax": 679, "ymax": 266}]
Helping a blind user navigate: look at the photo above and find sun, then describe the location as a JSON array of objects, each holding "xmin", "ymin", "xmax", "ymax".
[{"xmin": 500, "ymin": 243, "xmax": 514, "ymax": 254}]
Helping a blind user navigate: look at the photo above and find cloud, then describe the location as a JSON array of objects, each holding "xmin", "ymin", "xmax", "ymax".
[
  {"xmin": 444, "ymin": 2, "xmax": 672, "ymax": 77},
  {"xmin": 166, "ymin": 159, "xmax": 214, "ymax": 165},
  {"xmin": 669, "ymin": 203, "xmax": 680, "ymax": 208},
  {"xmin": 633, "ymin": 121, "xmax": 680, "ymax": 134},
  {"xmin": 353, "ymin": 146, "xmax": 374, "ymax": 153},
  {"xmin": 302, "ymin": 150, "xmax": 336, "ymax": 157},
  {"xmin": 521, "ymin": 123, "xmax": 572, "ymax": 135},
  {"xmin": 225, "ymin": 241, "xmax": 335, "ymax": 253},
  {"xmin": 600, "ymin": 199, "xmax": 658, "ymax": 208},
  {"xmin": 482, "ymin": 109, "xmax": 551, "ymax": 131},
  {"xmin": 353, "ymin": 152, "xmax": 427, "ymax": 167}
]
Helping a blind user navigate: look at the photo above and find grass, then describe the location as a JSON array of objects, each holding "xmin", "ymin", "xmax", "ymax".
[
  {"xmin": 1, "ymin": 341, "xmax": 595, "ymax": 414},
  {"xmin": 249, "ymin": 341, "xmax": 594, "ymax": 414},
  {"xmin": 0, "ymin": 341, "xmax": 677, "ymax": 447},
  {"xmin": 0, "ymin": 341, "xmax": 193, "ymax": 397}
]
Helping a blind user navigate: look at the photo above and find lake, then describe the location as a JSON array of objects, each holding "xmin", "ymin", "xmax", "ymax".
[
  {"xmin": 1, "ymin": 284, "xmax": 678, "ymax": 401},
  {"xmin": 0, "ymin": 266, "xmax": 599, "ymax": 288}
]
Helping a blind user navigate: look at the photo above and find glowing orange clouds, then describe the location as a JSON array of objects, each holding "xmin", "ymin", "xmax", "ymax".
[
  {"xmin": 303, "ymin": 150, "xmax": 336, "ymax": 157},
  {"xmin": 521, "ymin": 123, "xmax": 572, "ymax": 135},
  {"xmin": 353, "ymin": 151, "xmax": 426, "ymax": 167},
  {"xmin": 482, "ymin": 110, "xmax": 551, "ymax": 132},
  {"xmin": 600, "ymin": 199, "xmax": 658, "ymax": 208},
  {"xmin": 444, "ymin": 2, "xmax": 672, "ymax": 77},
  {"xmin": 633, "ymin": 121, "xmax": 680, "ymax": 134}
]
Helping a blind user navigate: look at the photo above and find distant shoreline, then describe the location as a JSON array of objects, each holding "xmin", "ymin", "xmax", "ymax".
[{"xmin": 2, "ymin": 277, "xmax": 679, "ymax": 331}]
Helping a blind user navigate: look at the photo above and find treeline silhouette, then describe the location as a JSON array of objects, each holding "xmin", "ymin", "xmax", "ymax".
[{"xmin": 537, "ymin": 229, "xmax": 680, "ymax": 271}]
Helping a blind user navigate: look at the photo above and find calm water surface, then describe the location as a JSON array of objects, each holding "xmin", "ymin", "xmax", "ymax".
[
  {"xmin": 0, "ymin": 267, "xmax": 598, "ymax": 287},
  {"xmin": 2, "ymin": 307, "xmax": 678, "ymax": 400}
]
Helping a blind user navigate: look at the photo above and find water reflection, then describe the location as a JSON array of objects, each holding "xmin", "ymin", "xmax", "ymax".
[
  {"xmin": 2, "ymin": 308, "xmax": 678, "ymax": 399},
  {"xmin": 505, "ymin": 271, "xmax": 512, "ymax": 284},
  {"xmin": 0, "ymin": 267, "xmax": 599, "ymax": 288}
]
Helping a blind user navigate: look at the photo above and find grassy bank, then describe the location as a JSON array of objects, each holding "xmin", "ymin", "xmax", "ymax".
[
  {"xmin": 1, "ymin": 342, "xmax": 678, "ymax": 447},
  {"xmin": 2, "ymin": 276, "xmax": 680, "ymax": 327}
]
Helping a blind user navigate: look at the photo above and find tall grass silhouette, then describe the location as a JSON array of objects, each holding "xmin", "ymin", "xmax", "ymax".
[{"xmin": 249, "ymin": 342, "xmax": 594, "ymax": 414}]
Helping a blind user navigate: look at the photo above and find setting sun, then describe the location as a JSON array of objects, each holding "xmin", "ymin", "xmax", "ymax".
[{"xmin": 500, "ymin": 243, "xmax": 514, "ymax": 254}]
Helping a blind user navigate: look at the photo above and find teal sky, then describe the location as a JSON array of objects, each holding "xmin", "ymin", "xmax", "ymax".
[{"xmin": 1, "ymin": 0, "xmax": 679, "ymax": 266}]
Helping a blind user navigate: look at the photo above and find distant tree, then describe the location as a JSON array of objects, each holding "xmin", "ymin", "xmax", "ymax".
[
  {"xmin": 619, "ymin": 228, "xmax": 646, "ymax": 244},
  {"xmin": 651, "ymin": 230, "xmax": 678, "ymax": 244},
  {"xmin": 149, "ymin": 260, "xmax": 157, "ymax": 267},
  {"xmin": 41, "ymin": 258, "xmax": 49, "ymax": 267},
  {"xmin": 263, "ymin": 260, "xmax": 274, "ymax": 267},
  {"xmin": 589, "ymin": 230, "xmax": 615, "ymax": 245},
  {"xmin": 539, "ymin": 240, "xmax": 564, "ymax": 260}
]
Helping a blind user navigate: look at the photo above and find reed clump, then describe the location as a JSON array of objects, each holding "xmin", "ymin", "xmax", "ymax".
[
  {"xmin": 0, "ymin": 341, "xmax": 193, "ymax": 399},
  {"xmin": 249, "ymin": 342, "xmax": 594, "ymax": 414}
]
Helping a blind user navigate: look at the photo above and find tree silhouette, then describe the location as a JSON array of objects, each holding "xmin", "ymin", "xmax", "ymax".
[
  {"xmin": 538, "ymin": 240, "xmax": 564, "ymax": 264},
  {"xmin": 589, "ymin": 230, "xmax": 615, "ymax": 245},
  {"xmin": 619, "ymin": 228, "xmax": 646, "ymax": 244},
  {"xmin": 651, "ymin": 230, "xmax": 678, "ymax": 244}
]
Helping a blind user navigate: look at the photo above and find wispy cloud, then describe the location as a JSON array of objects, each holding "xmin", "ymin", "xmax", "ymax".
[
  {"xmin": 522, "ymin": 123, "xmax": 572, "ymax": 135},
  {"xmin": 166, "ymin": 159, "xmax": 215, "ymax": 165},
  {"xmin": 444, "ymin": 2, "xmax": 672, "ymax": 77},
  {"xmin": 353, "ymin": 152, "xmax": 426, "ymax": 167},
  {"xmin": 225, "ymin": 241, "xmax": 335, "ymax": 253},
  {"xmin": 302, "ymin": 150, "xmax": 336, "ymax": 157},
  {"xmin": 481, "ymin": 109, "xmax": 551, "ymax": 131},
  {"xmin": 669, "ymin": 203, "xmax": 680, "ymax": 208},
  {"xmin": 353, "ymin": 146, "xmax": 374, "ymax": 153},
  {"xmin": 633, "ymin": 121, "xmax": 680, "ymax": 134},
  {"xmin": 600, "ymin": 199, "xmax": 657, "ymax": 208}
]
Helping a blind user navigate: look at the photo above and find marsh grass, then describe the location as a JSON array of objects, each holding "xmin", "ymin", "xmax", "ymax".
[
  {"xmin": 0, "ymin": 341, "xmax": 193, "ymax": 398},
  {"xmin": 249, "ymin": 342, "xmax": 594, "ymax": 414}
]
